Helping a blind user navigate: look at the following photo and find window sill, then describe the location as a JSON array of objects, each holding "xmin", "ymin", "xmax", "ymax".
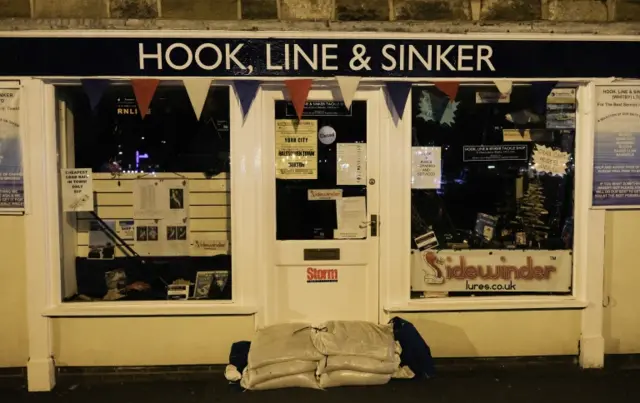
[
  {"xmin": 42, "ymin": 301, "xmax": 258, "ymax": 317},
  {"xmin": 385, "ymin": 296, "xmax": 588, "ymax": 313}
]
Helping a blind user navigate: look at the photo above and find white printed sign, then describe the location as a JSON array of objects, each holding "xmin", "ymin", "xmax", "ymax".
[
  {"xmin": 411, "ymin": 249, "xmax": 572, "ymax": 292},
  {"xmin": 337, "ymin": 143, "xmax": 366, "ymax": 185},
  {"xmin": 308, "ymin": 189, "xmax": 342, "ymax": 201},
  {"xmin": 411, "ymin": 147, "xmax": 441, "ymax": 189},
  {"xmin": 61, "ymin": 168, "xmax": 94, "ymax": 212}
]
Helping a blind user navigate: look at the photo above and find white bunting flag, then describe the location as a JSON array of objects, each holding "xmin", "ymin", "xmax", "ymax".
[
  {"xmin": 183, "ymin": 79, "xmax": 213, "ymax": 120},
  {"xmin": 494, "ymin": 80, "xmax": 513, "ymax": 95},
  {"xmin": 336, "ymin": 76, "xmax": 361, "ymax": 110}
]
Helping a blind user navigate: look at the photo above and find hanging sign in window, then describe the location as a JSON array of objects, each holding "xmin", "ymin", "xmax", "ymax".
[
  {"xmin": 275, "ymin": 119, "xmax": 318, "ymax": 180},
  {"xmin": 462, "ymin": 145, "xmax": 528, "ymax": 162}
]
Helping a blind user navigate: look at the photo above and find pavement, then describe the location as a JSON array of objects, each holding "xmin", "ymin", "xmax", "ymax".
[{"xmin": 1, "ymin": 365, "xmax": 640, "ymax": 403}]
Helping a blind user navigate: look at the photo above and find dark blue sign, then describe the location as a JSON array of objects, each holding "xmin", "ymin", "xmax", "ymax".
[{"xmin": 1, "ymin": 37, "xmax": 640, "ymax": 78}]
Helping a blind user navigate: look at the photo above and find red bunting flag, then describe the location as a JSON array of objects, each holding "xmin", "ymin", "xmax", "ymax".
[
  {"xmin": 131, "ymin": 79, "xmax": 160, "ymax": 118},
  {"xmin": 434, "ymin": 82, "xmax": 460, "ymax": 101},
  {"xmin": 284, "ymin": 79, "xmax": 313, "ymax": 120}
]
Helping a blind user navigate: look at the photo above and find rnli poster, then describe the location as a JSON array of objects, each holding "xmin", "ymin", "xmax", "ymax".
[
  {"xmin": 0, "ymin": 89, "xmax": 23, "ymax": 210},
  {"xmin": 275, "ymin": 119, "xmax": 318, "ymax": 180}
]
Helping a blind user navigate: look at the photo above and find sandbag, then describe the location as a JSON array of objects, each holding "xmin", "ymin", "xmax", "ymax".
[
  {"xmin": 318, "ymin": 370, "xmax": 391, "ymax": 388},
  {"xmin": 242, "ymin": 371, "xmax": 320, "ymax": 390},
  {"xmin": 312, "ymin": 321, "xmax": 396, "ymax": 361},
  {"xmin": 392, "ymin": 365, "xmax": 416, "ymax": 379},
  {"xmin": 317, "ymin": 354, "xmax": 400, "ymax": 375},
  {"xmin": 244, "ymin": 360, "xmax": 318, "ymax": 386},
  {"xmin": 248, "ymin": 323, "xmax": 323, "ymax": 369}
]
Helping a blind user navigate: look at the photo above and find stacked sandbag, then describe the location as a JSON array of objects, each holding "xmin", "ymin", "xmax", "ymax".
[
  {"xmin": 312, "ymin": 321, "xmax": 401, "ymax": 388},
  {"xmin": 240, "ymin": 323, "xmax": 323, "ymax": 390}
]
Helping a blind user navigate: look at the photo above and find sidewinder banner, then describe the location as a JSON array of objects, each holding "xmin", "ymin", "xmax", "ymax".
[
  {"xmin": 0, "ymin": 89, "xmax": 24, "ymax": 210},
  {"xmin": 411, "ymin": 249, "xmax": 573, "ymax": 293}
]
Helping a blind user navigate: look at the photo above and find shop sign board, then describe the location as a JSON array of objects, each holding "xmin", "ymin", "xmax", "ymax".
[
  {"xmin": 411, "ymin": 249, "xmax": 572, "ymax": 292},
  {"xmin": 2, "ymin": 37, "xmax": 640, "ymax": 78}
]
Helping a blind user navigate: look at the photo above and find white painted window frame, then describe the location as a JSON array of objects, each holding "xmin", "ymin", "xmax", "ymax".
[
  {"xmin": 23, "ymin": 78, "xmax": 260, "ymax": 317},
  {"xmin": 382, "ymin": 82, "xmax": 603, "ymax": 313}
]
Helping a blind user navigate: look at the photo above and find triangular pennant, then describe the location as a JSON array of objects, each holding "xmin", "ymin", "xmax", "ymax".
[
  {"xmin": 131, "ymin": 79, "xmax": 160, "ymax": 118},
  {"xmin": 384, "ymin": 82, "xmax": 412, "ymax": 119},
  {"xmin": 434, "ymin": 82, "xmax": 460, "ymax": 100},
  {"xmin": 183, "ymin": 78, "xmax": 212, "ymax": 120},
  {"xmin": 494, "ymin": 80, "xmax": 513, "ymax": 95},
  {"xmin": 531, "ymin": 81, "xmax": 558, "ymax": 114},
  {"xmin": 81, "ymin": 79, "xmax": 110, "ymax": 110},
  {"xmin": 284, "ymin": 79, "xmax": 313, "ymax": 120},
  {"xmin": 335, "ymin": 76, "xmax": 361, "ymax": 110},
  {"xmin": 233, "ymin": 80, "xmax": 261, "ymax": 119}
]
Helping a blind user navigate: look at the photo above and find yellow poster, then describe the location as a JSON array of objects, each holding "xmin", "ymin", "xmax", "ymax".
[{"xmin": 275, "ymin": 119, "xmax": 318, "ymax": 180}]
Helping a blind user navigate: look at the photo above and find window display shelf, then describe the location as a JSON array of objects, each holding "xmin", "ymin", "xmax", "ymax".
[
  {"xmin": 385, "ymin": 296, "xmax": 587, "ymax": 313},
  {"xmin": 42, "ymin": 301, "xmax": 257, "ymax": 317}
]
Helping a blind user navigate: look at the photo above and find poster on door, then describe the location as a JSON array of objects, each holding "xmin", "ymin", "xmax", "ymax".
[
  {"xmin": 592, "ymin": 85, "xmax": 640, "ymax": 208},
  {"xmin": 0, "ymin": 89, "xmax": 24, "ymax": 210},
  {"xmin": 275, "ymin": 119, "xmax": 318, "ymax": 180}
]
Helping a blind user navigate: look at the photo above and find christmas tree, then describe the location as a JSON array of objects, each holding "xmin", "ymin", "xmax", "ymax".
[{"xmin": 514, "ymin": 180, "xmax": 549, "ymax": 247}]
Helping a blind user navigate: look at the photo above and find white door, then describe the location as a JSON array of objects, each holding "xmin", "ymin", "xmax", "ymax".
[{"xmin": 260, "ymin": 86, "xmax": 382, "ymax": 325}]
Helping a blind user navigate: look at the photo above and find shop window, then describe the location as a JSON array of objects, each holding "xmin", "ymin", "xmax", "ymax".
[
  {"xmin": 275, "ymin": 100, "xmax": 367, "ymax": 240},
  {"xmin": 409, "ymin": 84, "xmax": 576, "ymax": 298},
  {"xmin": 56, "ymin": 84, "xmax": 232, "ymax": 302}
]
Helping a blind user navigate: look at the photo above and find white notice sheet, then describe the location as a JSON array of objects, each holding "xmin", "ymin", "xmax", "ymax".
[
  {"xmin": 334, "ymin": 196, "xmax": 367, "ymax": 239},
  {"xmin": 336, "ymin": 143, "xmax": 367, "ymax": 185}
]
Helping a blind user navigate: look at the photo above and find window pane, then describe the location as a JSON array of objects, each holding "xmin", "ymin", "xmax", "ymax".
[
  {"xmin": 275, "ymin": 100, "xmax": 368, "ymax": 240},
  {"xmin": 57, "ymin": 84, "xmax": 232, "ymax": 302},
  {"xmin": 410, "ymin": 84, "xmax": 575, "ymax": 298}
]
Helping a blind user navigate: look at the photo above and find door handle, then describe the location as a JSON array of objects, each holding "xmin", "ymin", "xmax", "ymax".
[{"xmin": 370, "ymin": 214, "xmax": 378, "ymax": 237}]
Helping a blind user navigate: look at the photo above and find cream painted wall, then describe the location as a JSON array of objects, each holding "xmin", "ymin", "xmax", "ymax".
[
  {"xmin": 5, "ymin": 211, "xmax": 639, "ymax": 368},
  {"xmin": 0, "ymin": 216, "xmax": 28, "ymax": 367},
  {"xmin": 604, "ymin": 211, "xmax": 640, "ymax": 354},
  {"xmin": 402, "ymin": 310, "xmax": 581, "ymax": 357},
  {"xmin": 52, "ymin": 316, "xmax": 255, "ymax": 366}
]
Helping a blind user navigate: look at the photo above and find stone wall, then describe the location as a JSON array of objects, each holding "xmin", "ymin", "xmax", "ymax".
[{"xmin": 1, "ymin": 0, "xmax": 638, "ymax": 22}]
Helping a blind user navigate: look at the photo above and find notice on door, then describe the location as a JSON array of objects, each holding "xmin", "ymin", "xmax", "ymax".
[
  {"xmin": 337, "ymin": 143, "xmax": 367, "ymax": 185},
  {"xmin": 275, "ymin": 119, "xmax": 318, "ymax": 180}
]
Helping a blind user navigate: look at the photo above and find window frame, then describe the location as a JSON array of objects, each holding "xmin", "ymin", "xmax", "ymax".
[
  {"xmin": 381, "ymin": 81, "xmax": 605, "ymax": 313},
  {"xmin": 25, "ymin": 78, "xmax": 259, "ymax": 317}
]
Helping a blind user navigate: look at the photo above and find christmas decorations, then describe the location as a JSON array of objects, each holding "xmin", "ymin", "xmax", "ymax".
[{"xmin": 514, "ymin": 180, "xmax": 550, "ymax": 247}]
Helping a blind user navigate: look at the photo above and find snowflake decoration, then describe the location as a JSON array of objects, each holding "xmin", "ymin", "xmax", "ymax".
[
  {"xmin": 417, "ymin": 91, "xmax": 446, "ymax": 123},
  {"xmin": 439, "ymin": 101, "xmax": 459, "ymax": 127}
]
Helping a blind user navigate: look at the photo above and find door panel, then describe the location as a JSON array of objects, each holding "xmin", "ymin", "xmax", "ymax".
[{"xmin": 262, "ymin": 88, "xmax": 381, "ymax": 325}]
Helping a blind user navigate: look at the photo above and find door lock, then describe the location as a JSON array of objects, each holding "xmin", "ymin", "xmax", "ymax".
[
  {"xmin": 370, "ymin": 214, "xmax": 378, "ymax": 237},
  {"xmin": 369, "ymin": 178, "xmax": 376, "ymax": 185}
]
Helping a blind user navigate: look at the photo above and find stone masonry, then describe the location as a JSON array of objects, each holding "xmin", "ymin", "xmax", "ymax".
[{"xmin": 0, "ymin": 0, "xmax": 638, "ymax": 21}]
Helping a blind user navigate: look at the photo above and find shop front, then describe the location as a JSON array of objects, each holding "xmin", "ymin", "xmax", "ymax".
[{"xmin": 3, "ymin": 30, "xmax": 639, "ymax": 391}]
